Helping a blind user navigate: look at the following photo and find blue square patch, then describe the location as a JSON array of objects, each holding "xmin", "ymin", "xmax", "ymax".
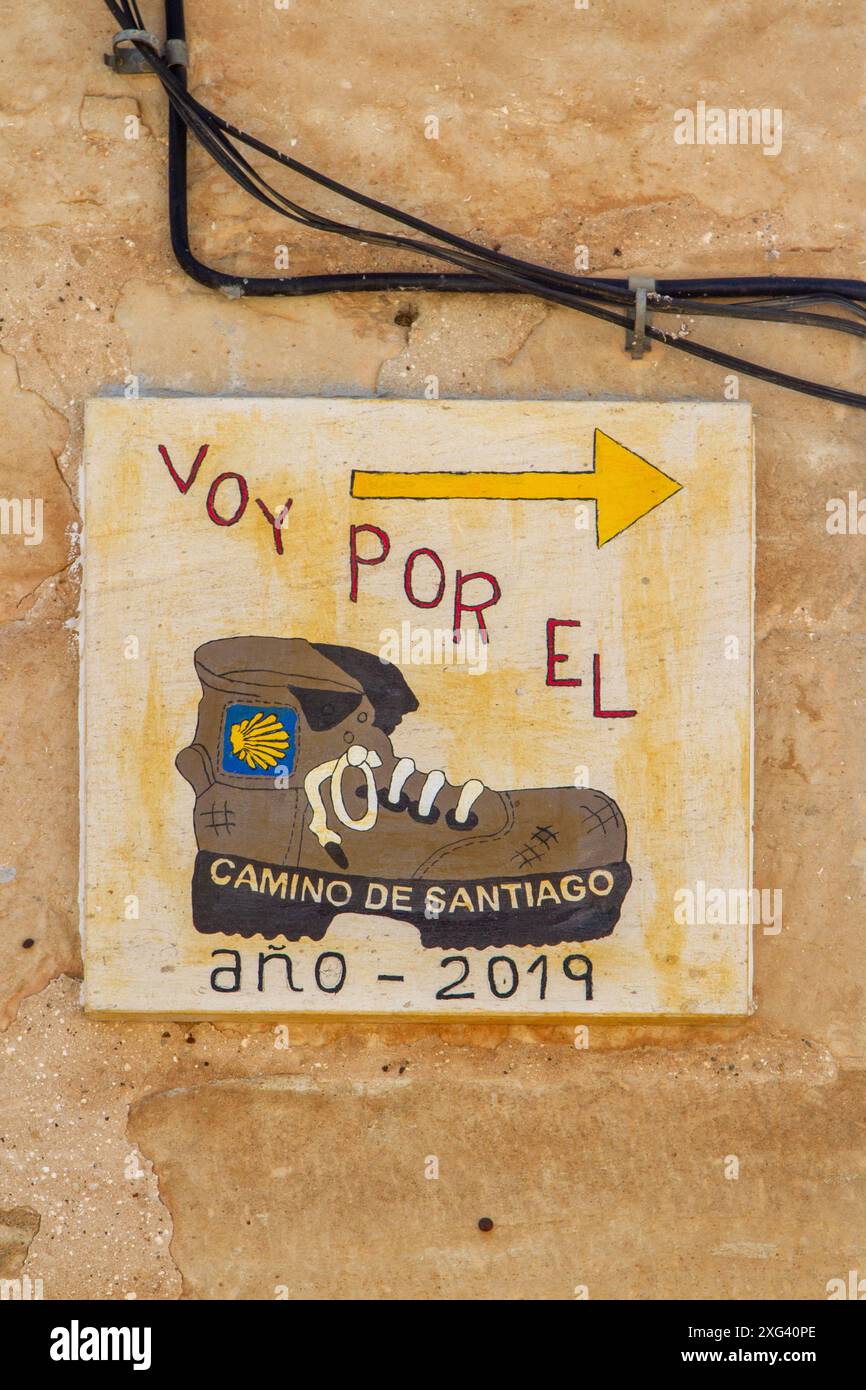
[{"xmin": 222, "ymin": 704, "xmax": 298, "ymax": 778}]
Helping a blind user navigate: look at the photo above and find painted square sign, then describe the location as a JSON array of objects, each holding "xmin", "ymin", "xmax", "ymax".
[{"xmin": 82, "ymin": 398, "xmax": 753, "ymax": 1019}]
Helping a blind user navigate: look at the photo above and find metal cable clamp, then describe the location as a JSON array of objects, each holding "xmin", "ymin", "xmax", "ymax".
[
  {"xmin": 625, "ymin": 275, "xmax": 656, "ymax": 358},
  {"xmin": 104, "ymin": 29, "xmax": 188, "ymax": 74}
]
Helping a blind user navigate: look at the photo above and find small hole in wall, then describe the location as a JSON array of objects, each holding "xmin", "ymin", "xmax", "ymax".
[
  {"xmin": 21, "ymin": 938, "xmax": 34, "ymax": 949},
  {"xmin": 394, "ymin": 306, "xmax": 419, "ymax": 328}
]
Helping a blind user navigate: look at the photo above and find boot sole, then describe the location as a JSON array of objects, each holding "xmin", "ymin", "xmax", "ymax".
[{"xmin": 190, "ymin": 851, "xmax": 632, "ymax": 949}]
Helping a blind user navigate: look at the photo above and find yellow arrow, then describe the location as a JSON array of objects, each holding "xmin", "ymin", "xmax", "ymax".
[{"xmin": 350, "ymin": 429, "xmax": 683, "ymax": 546}]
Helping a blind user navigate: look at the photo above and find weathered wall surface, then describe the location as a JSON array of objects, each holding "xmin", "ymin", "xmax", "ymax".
[{"xmin": 0, "ymin": 0, "xmax": 864, "ymax": 1299}]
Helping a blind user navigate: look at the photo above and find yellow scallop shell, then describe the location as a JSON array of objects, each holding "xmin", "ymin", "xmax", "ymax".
[{"xmin": 229, "ymin": 712, "xmax": 290, "ymax": 770}]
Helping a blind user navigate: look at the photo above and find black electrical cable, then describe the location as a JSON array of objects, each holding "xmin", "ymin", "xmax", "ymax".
[{"xmin": 102, "ymin": 0, "xmax": 866, "ymax": 411}]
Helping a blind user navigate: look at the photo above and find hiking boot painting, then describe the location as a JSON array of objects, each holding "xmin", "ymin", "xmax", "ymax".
[
  {"xmin": 82, "ymin": 396, "xmax": 754, "ymax": 1019},
  {"xmin": 176, "ymin": 636, "xmax": 632, "ymax": 951}
]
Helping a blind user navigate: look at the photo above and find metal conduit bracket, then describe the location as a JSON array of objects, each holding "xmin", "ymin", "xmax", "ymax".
[
  {"xmin": 104, "ymin": 29, "xmax": 188, "ymax": 74},
  {"xmin": 626, "ymin": 275, "xmax": 656, "ymax": 358}
]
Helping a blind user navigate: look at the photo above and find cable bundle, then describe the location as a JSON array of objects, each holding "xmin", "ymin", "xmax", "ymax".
[{"xmin": 104, "ymin": 0, "xmax": 866, "ymax": 410}]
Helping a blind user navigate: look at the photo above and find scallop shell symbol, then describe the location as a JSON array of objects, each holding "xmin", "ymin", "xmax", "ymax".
[{"xmin": 229, "ymin": 712, "xmax": 290, "ymax": 770}]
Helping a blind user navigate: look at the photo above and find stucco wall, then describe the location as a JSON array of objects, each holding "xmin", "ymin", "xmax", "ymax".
[{"xmin": 0, "ymin": 0, "xmax": 864, "ymax": 1299}]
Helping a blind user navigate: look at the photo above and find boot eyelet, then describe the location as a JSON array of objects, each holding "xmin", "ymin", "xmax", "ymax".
[
  {"xmin": 446, "ymin": 809, "xmax": 479, "ymax": 831},
  {"xmin": 354, "ymin": 787, "xmax": 410, "ymax": 812},
  {"xmin": 408, "ymin": 801, "xmax": 440, "ymax": 824}
]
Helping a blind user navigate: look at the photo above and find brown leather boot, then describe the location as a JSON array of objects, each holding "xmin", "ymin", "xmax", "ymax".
[{"xmin": 177, "ymin": 636, "xmax": 631, "ymax": 949}]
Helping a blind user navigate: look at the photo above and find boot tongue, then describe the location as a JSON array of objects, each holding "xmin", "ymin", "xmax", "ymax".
[
  {"xmin": 287, "ymin": 684, "xmax": 362, "ymax": 732},
  {"xmin": 311, "ymin": 643, "xmax": 419, "ymax": 734}
]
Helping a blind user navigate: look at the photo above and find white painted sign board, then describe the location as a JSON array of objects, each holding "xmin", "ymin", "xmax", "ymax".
[{"xmin": 82, "ymin": 398, "xmax": 753, "ymax": 1019}]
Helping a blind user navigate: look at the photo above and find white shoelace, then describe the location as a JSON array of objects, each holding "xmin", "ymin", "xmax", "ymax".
[{"xmin": 304, "ymin": 746, "xmax": 485, "ymax": 850}]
